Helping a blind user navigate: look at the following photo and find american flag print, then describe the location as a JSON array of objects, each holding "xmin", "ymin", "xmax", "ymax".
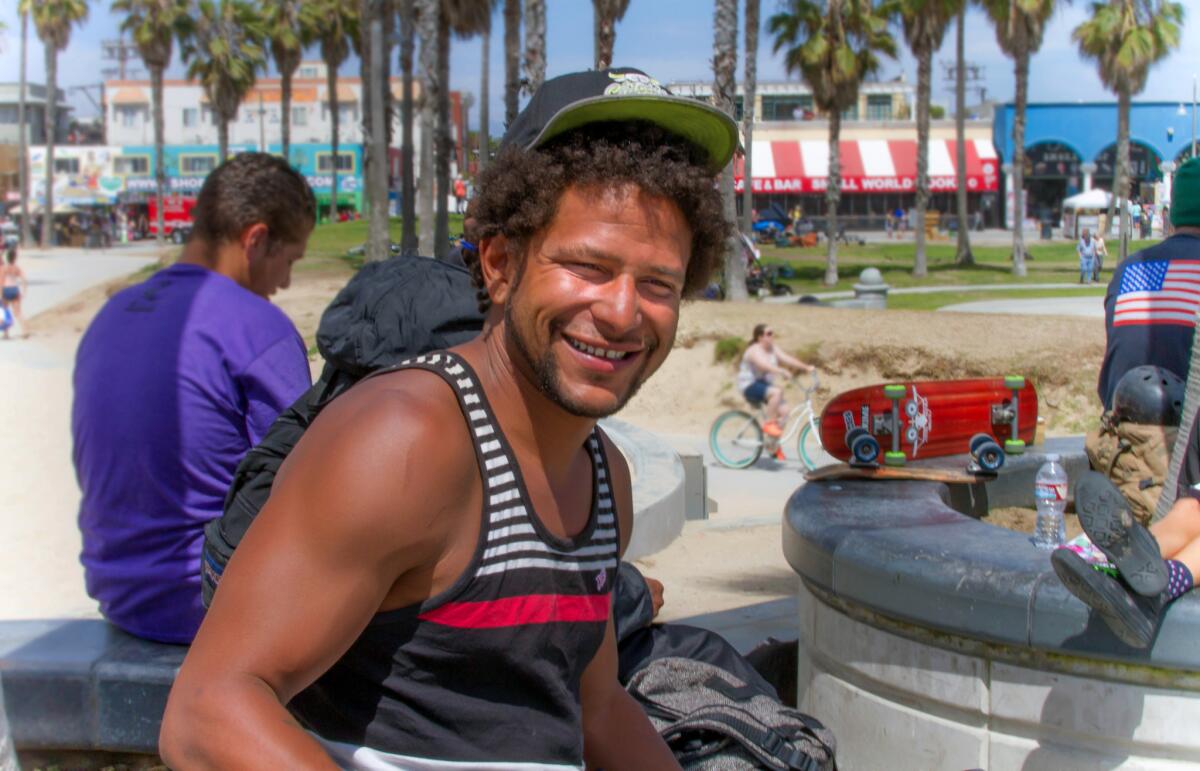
[{"xmin": 1114, "ymin": 259, "xmax": 1200, "ymax": 327}]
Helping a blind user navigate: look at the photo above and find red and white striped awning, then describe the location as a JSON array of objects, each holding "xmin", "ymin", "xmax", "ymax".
[{"xmin": 734, "ymin": 138, "xmax": 1000, "ymax": 194}]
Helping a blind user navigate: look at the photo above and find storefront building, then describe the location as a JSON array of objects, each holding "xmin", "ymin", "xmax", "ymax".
[
  {"xmin": 670, "ymin": 79, "xmax": 1000, "ymax": 229},
  {"xmin": 993, "ymin": 101, "xmax": 1197, "ymax": 229}
]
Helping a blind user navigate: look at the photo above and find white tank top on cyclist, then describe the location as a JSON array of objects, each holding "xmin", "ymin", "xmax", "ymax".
[{"xmin": 736, "ymin": 345, "xmax": 778, "ymax": 391}]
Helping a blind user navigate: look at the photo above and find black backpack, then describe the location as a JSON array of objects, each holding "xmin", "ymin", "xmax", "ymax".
[
  {"xmin": 201, "ymin": 255, "xmax": 486, "ymax": 606},
  {"xmin": 627, "ymin": 657, "xmax": 837, "ymax": 770}
]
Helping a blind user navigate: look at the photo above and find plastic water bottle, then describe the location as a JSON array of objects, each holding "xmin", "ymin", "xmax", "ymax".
[{"xmin": 1033, "ymin": 454, "xmax": 1068, "ymax": 550}]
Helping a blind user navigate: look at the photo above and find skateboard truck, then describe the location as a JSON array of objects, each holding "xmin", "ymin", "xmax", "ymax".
[
  {"xmin": 883, "ymin": 384, "xmax": 907, "ymax": 466},
  {"xmin": 1002, "ymin": 376, "xmax": 1026, "ymax": 455}
]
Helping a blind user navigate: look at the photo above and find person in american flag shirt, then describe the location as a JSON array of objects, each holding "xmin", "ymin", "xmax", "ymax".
[{"xmin": 1097, "ymin": 157, "xmax": 1200, "ymax": 409}]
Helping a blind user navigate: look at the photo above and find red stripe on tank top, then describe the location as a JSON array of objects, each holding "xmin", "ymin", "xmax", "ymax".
[{"xmin": 418, "ymin": 593, "xmax": 611, "ymax": 628}]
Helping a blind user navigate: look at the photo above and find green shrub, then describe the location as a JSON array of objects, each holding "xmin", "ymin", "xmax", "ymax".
[{"xmin": 714, "ymin": 336, "xmax": 746, "ymax": 364}]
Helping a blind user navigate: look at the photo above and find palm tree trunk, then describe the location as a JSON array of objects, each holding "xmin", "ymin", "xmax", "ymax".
[
  {"xmin": 399, "ymin": 0, "xmax": 417, "ymax": 254},
  {"xmin": 712, "ymin": 0, "xmax": 743, "ymax": 301},
  {"xmin": 1010, "ymin": 51, "xmax": 1028, "ymax": 277},
  {"xmin": 327, "ymin": 63, "xmax": 340, "ymax": 223},
  {"xmin": 42, "ymin": 45, "xmax": 56, "ymax": 249},
  {"xmin": 417, "ymin": 0, "xmax": 437, "ymax": 255},
  {"xmin": 595, "ymin": 7, "xmax": 616, "ymax": 70},
  {"xmin": 825, "ymin": 111, "xmax": 841, "ymax": 285},
  {"xmin": 913, "ymin": 44, "xmax": 931, "ymax": 278},
  {"xmin": 504, "ymin": 0, "xmax": 520, "ymax": 127},
  {"xmin": 281, "ymin": 68, "xmax": 293, "ymax": 161},
  {"xmin": 218, "ymin": 117, "xmax": 229, "ymax": 169},
  {"xmin": 360, "ymin": 0, "xmax": 374, "ymax": 217},
  {"xmin": 479, "ymin": 21, "xmax": 490, "ymax": 172},
  {"xmin": 522, "ymin": 0, "xmax": 545, "ymax": 96},
  {"xmin": 368, "ymin": 1, "xmax": 390, "ymax": 262},
  {"xmin": 954, "ymin": 5, "xmax": 973, "ymax": 266},
  {"xmin": 434, "ymin": 15, "xmax": 450, "ymax": 259},
  {"xmin": 18, "ymin": 10, "xmax": 30, "ymax": 247},
  {"xmin": 1117, "ymin": 86, "xmax": 1131, "ymax": 262},
  {"xmin": 740, "ymin": 0, "xmax": 758, "ymax": 238},
  {"xmin": 152, "ymin": 65, "xmax": 166, "ymax": 248}
]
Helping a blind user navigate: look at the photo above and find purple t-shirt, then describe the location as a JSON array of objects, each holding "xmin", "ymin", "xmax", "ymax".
[{"xmin": 72, "ymin": 263, "xmax": 311, "ymax": 644}]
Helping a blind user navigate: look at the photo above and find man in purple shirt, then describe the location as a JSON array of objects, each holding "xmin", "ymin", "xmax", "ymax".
[{"xmin": 72, "ymin": 153, "xmax": 315, "ymax": 643}]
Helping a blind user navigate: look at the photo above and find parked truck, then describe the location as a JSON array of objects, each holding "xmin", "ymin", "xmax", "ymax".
[{"xmin": 147, "ymin": 195, "xmax": 196, "ymax": 244}]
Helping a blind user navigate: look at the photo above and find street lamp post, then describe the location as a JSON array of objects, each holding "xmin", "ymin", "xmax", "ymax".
[{"xmin": 1192, "ymin": 74, "xmax": 1197, "ymax": 160}]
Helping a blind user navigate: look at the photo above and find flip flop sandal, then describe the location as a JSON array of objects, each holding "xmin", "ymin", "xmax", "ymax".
[
  {"xmin": 1074, "ymin": 472, "xmax": 1168, "ymax": 597},
  {"xmin": 1051, "ymin": 548, "xmax": 1160, "ymax": 649}
]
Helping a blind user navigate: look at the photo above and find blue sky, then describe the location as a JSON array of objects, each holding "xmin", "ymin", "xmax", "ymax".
[{"xmin": 2, "ymin": 0, "xmax": 1199, "ymax": 133}]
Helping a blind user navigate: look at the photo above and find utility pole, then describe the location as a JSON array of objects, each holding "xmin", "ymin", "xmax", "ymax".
[
  {"xmin": 18, "ymin": 8, "xmax": 30, "ymax": 247},
  {"xmin": 258, "ymin": 92, "xmax": 266, "ymax": 153},
  {"xmin": 1192, "ymin": 74, "xmax": 1197, "ymax": 160},
  {"xmin": 101, "ymin": 38, "xmax": 140, "ymax": 80}
]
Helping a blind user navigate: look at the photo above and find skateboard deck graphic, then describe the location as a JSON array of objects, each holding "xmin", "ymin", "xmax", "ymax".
[{"xmin": 818, "ymin": 377, "xmax": 1038, "ymax": 465}]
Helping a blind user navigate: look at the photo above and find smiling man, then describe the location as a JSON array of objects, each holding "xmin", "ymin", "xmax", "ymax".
[
  {"xmin": 72, "ymin": 153, "xmax": 315, "ymax": 645},
  {"xmin": 160, "ymin": 68, "xmax": 736, "ymax": 770}
]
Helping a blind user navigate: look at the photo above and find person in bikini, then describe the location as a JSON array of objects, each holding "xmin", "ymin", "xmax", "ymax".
[
  {"xmin": 160, "ymin": 67, "xmax": 737, "ymax": 770},
  {"xmin": 2, "ymin": 245, "xmax": 28, "ymax": 338},
  {"xmin": 736, "ymin": 323, "xmax": 816, "ymax": 444}
]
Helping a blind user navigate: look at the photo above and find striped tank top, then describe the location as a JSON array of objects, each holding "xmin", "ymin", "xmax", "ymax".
[{"xmin": 290, "ymin": 351, "xmax": 621, "ymax": 770}]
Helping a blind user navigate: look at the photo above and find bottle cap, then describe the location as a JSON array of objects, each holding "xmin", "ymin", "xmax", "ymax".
[{"xmin": 1045, "ymin": 453, "xmax": 1060, "ymax": 462}]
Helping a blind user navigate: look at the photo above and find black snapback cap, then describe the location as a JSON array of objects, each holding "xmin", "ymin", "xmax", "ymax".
[{"xmin": 500, "ymin": 67, "xmax": 739, "ymax": 175}]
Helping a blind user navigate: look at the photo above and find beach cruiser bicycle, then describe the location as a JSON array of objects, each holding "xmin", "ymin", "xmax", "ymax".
[{"xmin": 709, "ymin": 372, "xmax": 825, "ymax": 470}]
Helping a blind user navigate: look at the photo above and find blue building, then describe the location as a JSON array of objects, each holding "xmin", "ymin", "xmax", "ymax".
[
  {"xmin": 118, "ymin": 143, "xmax": 364, "ymax": 218},
  {"xmin": 993, "ymin": 102, "xmax": 1197, "ymax": 224}
]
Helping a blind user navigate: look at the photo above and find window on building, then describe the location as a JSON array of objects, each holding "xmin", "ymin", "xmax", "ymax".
[
  {"xmin": 338, "ymin": 104, "xmax": 358, "ymax": 124},
  {"xmin": 116, "ymin": 105, "xmax": 144, "ymax": 127},
  {"xmin": 293, "ymin": 106, "xmax": 307, "ymax": 126},
  {"xmin": 180, "ymin": 154, "xmax": 217, "ymax": 174},
  {"xmin": 842, "ymin": 104, "xmax": 859, "ymax": 121},
  {"xmin": 54, "ymin": 158, "xmax": 80, "ymax": 174},
  {"xmin": 317, "ymin": 152, "xmax": 355, "ymax": 172},
  {"xmin": 299, "ymin": 65, "xmax": 320, "ymax": 78},
  {"xmin": 183, "ymin": 108, "xmax": 198, "ymax": 128},
  {"xmin": 0, "ymin": 106, "xmax": 17, "ymax": 124},
  {"xmin": 866, "ymin": 94, "xmax": 893, "ymax": 121},
  {"xmin": 114, "ymin": 156, "xmax": 150, "ymax": 175},
  {"xmin": 761, "ymin": 95, "xmax": 814, "ymax": 121}
]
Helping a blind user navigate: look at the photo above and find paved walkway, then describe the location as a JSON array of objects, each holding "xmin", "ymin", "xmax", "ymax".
[{"xmin": 939, "ymin": 294, "xmax": 1106, "ymax": 318}]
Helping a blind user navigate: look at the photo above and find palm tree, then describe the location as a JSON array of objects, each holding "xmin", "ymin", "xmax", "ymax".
[
  {"xmin": 181, "ymin": 0, "xmax": 267, "ymax": 163},
  {"xmin": 21, "ymin": 0, "xmax": 89, "ymax": 249},
  {"xmin": 742, "ymin": 0, "xmax": 759, "ymax": 239},
  {"xmin": 953, "ymin": 4, "xmax": 973, "ymax": 265},
  {"xmin": 437, "ymin": 2, "xmax": 494, "ymax": 258},
  {"xmin": 503, "ymin": 0, "xmax": 520, "ymax": 125},
  {"xmin": 593, "ymin": 0, "xmax": 630, "ymax": 70},
  {"xmin": 364, "ymin": 0, "xmax": 391, "ymax": 261},
  {"xmin": 713, "ymin": 0, "xmax": 744, "ymax": 300},
  {"xmin": 770, "ymin": 0, "xmax": 897, "ymax": 285},
  {"xmin": 522, "ymin": 0, "xmax": 545, "ymax": 96},
  {"xmin": 1074, "ymin": 0, "xmax": 1183, "ymax": 262},
  {"xmin": 17, "ymin": 6, "xmax": 31, "ymax": 247},
  {"xmin": 478, "ymin": 6, "xmax": 492, "ymax": 171},
  {"xmin": 263, "ymin": 0, "xmax": 308, "ymax": 163},
  {"xmin": 417, "ymin": 0, "xmax": 438, "ymax": 254},
  {"xmin": 113, "ymin": 0, "xmax": 193, "ymax": 249},
  {"xmin": 898, "ymin": 0, "xmax": 961, "ymax": 278},
  {"xmin": 398, "ymin": 0, "xmax": 418, "ymax": 254},
  {"xmin": 303, "ymin": 0, "xmax": 358, "ymax": 222},
  {"xmin": 981, "ymin": 0, "xmax": 1056, "ymax": 276}
]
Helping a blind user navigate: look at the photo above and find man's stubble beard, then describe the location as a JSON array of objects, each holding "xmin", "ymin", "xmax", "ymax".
[{"xmin": 503, "ymin": 298, "xmax": 658, "ymax": 420}]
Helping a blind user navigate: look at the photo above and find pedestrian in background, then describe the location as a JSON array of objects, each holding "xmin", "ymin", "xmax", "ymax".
[
  {"xmin": 1092, "ymin": 229, "xmax": 1108, "ymax": 282},
  {"xmin": 1078, "ymin": 226, "xmax": 1096, "ymax": 284}
]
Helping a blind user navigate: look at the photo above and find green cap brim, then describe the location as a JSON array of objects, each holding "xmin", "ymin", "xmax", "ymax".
[{"xmin": 527, "ymin": 95, "xmax": 740, "ymax": 175}]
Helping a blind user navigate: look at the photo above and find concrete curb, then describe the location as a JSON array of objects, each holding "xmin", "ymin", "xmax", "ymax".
[{"xmin": 600, "ymin": 418, "xmax": 687, "ymax": 561}]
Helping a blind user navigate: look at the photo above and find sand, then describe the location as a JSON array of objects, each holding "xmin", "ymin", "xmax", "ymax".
[{"xmin": 0, "ymin": 259, "xmax": 1107, "ymax": 624}]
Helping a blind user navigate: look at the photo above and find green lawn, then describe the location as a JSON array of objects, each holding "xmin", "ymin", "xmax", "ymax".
[
  {"xmin": 299, "ymin": 214, "xmax": 465, "ymax": 272},
  {"xmin": 759, "ymin": 239, "xmax": 1153, "ymax": 296}
]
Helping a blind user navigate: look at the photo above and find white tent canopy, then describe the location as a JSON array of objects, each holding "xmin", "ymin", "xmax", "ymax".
[{"xmin": 1063, "ymin": 189, "xmax": 1113, "ymax": 211}]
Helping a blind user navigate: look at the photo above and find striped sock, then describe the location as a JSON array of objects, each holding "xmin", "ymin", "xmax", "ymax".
[{"xmin": 1166, "ymin": 560, "xmax": 1194, "ymax": 601}]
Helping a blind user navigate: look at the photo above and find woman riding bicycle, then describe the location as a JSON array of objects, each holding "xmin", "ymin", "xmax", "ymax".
[{"xmin": 735, "ymin": 324, "xmax": 815, "ymax": 438}]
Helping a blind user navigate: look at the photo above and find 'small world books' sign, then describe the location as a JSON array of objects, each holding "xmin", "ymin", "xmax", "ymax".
[{"xmin": 125, "ymin": 174, "xmax": 360, "ymax": 195}]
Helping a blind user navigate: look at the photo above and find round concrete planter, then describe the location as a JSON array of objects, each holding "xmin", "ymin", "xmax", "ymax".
[
  {"xmin": 784, "ymin": 438, "xmax": 1200, "ymax": 769},
  {"xmin": 600, "ymin": 418, "xmax": 686, "ymax": 561}
]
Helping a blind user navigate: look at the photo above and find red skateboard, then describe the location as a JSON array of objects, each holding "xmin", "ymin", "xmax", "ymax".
[{"xmin": 817, "ymin": 377, "xmax": 1038, "ymax": 469}]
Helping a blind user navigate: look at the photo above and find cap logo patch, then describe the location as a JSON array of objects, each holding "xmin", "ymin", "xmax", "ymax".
[{"xmin": 604, "ymin": 71, "xmax": 670, "ymax": 98}]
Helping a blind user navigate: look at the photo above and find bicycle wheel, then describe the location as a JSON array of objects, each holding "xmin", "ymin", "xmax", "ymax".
[
  {"xmin": 797, "ymin": 422, "xmax": 826, "ymax": 471},
  {"xmin": 709, "ymin": 410, "xmax": 764, "ymax": 469}
]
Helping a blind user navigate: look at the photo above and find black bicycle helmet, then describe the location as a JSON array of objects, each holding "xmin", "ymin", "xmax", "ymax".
[{"xmin": 1112, "ymin": 365, "xmax": 1186, "ymax": 426}]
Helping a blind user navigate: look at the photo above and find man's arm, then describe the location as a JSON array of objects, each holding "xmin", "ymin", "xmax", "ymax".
[
  {"xmin": 581, "ymin": 435, "xmax": 679, "ymax": 770},
  {"xmin": 774, "ymin": 348, "xmax": 814, "ymax": 373},
  {"xmin": 160, "ymin": 375, "xmax": 471, "ymax": 770}
]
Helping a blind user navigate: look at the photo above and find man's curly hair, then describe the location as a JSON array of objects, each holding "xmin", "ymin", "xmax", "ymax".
[{"xmin": 463, "ymin": 121, "xmax": 732, "ymax": 311}]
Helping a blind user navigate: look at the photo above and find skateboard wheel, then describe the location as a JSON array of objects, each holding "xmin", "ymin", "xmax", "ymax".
[
  {"xmin": 884, "ymin": 451, "xmax": 906, "ymax": 467},
  {"xmin": 905, "ymin": 401, "xmax": 919, "ymax": 417},
  {"xmin": 969, "ymin": 433, "xmax": 994, "ymax": 457},
  {"xmin": 850, "ymin": 433, "xmax": 880, "ymax": 465},
  {"xmin": 1004, "ymin": 376, "xmax": 1025, "ymax": 389},
  {"xmin": 1004, "ymin": 439, "xmax": 1026, "ymax": 455},
  {"xmin": 974, "ymin": 440, "xmax": 1005, "ymax": 472},
  {"xmin": 845, "ymin": 426, "xmax": 869, "ymax": 446},
  {"xmin": 883, "ymin": 385, "xmax": 906, "ymax": 399},
  {"xmin": 905, "ymin": 426, "xmax": 918, "ymax": 443}
]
